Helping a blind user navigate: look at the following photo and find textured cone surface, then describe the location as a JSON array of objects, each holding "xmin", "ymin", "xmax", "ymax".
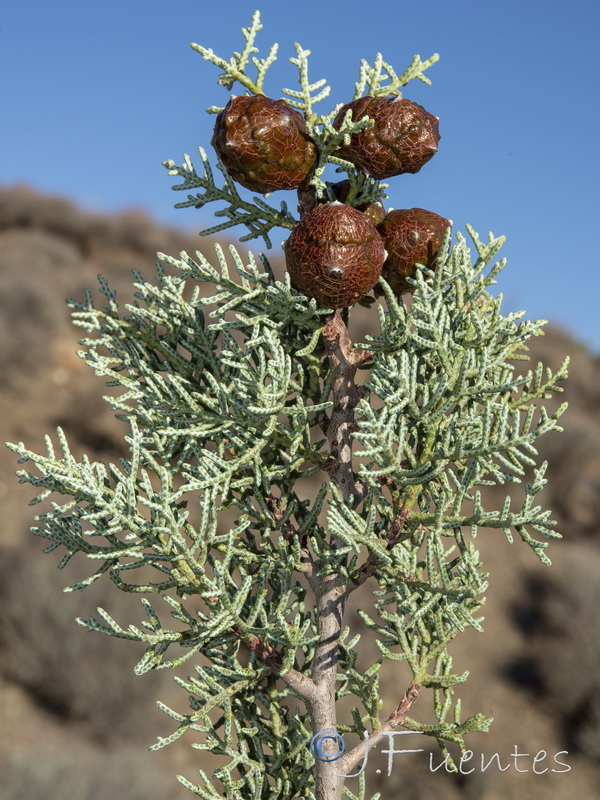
[
  {"xmin": 284, "ymin": 203, "xmax": 385, "ymax": 308},
  {"xmin": 211, "ymin": 94, "xmax": 317, "ymax": 193},
  {"xmin": 377, "ymin": 207, "xmax": 451, "ymax": 294},
  {"xmin": 334, "ymin": 96, "xmax": 440, "ymax": 179}
]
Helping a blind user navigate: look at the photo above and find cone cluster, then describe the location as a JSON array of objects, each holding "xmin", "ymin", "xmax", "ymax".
[{"xmin": 212, "ymin": 93, "xmax": 450, "ymax": 308}]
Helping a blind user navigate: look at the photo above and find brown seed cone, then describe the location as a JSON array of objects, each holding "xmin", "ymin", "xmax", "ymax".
[
  {"xmin": 377, "ymin": 207, "xmax": 451, "ymax": 294},
  {"xmin": 333, "ymin": 96, "xmax": 440, "ymax": 179},
  {"xmin": 211, "ymin": 94, "xmax": 317, "ymax": 193},
  {"xmin": 284, "ymin": 202, "xmax": 385, "ymax": 309}
]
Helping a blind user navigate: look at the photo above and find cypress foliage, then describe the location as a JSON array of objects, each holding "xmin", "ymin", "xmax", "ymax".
[{"xmin": 7, "ymin": 11, "xmax": 567, "ymax": 800}]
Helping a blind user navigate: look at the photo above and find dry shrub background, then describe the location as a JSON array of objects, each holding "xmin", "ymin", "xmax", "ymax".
[{"xmin": 1, "ymin": 185, "xmax": 599, "ymax": 799}]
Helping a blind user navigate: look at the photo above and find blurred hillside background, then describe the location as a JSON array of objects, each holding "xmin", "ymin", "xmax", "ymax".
[
  {"xmin": 0, "ymin": 185, "xmax": 599, "ymax": 800},
  {"xmin": 1, "ymin": 0, "xmax": 600, "ymax": 797}
]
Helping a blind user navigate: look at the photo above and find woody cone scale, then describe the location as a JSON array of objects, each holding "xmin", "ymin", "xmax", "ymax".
[
  {"xmin": 212, "ymin": 94, "xmax": 317, "ymax": 193},
  {"xmin": 284, "ymin": 203, "xmax": 385, "ymax": 309},
  {"xmin": 377, "ymin": 208, "xmax": 451, "ymax": 294},
  {"xmin": 210, "ymin": 90, "xmax": 446, "ymax": 306},
  {"xmin": 333, "ymin": 95, "xmax": 440, "ymax": 179}
]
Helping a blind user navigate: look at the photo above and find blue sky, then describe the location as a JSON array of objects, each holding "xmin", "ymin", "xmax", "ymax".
[{"xmin": 2, "ymin": 0, "xmax": 599, "ymax": 352}]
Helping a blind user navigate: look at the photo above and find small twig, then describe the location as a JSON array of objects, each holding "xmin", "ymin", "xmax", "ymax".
[
  {"xmin": 232, "ymin": 627, "xmax": 319, "ymax": 703},
  {"xmin": 265, "ymin": 492, "xmax": 298, "ymax": 539},
  {"xmin": 265, "ymin": 493, "xmax": 319, "ymax": 593},
  {"xmin": 353, "ymin": 348, "xmax": 375, "ymax": 367},
  {"xmin": 336, "ymin": 681, "xmax": 422, "ymax": 775},
  {"xmin": 346, "ymin": 504, "xmax": 409, "ymax": 593},
  {"xmin": 297, "ymin": 185, "xmax": 318, "ymax": 218},
  {"xmin": 352, "ymin": 477, "xmax": 370, "ymax": 506}
]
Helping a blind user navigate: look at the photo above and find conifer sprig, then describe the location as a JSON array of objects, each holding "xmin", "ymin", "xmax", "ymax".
[
  {"xmin": 163, "ymin": 149, "xmax": 297, "ymax": 248},
  {"xmin": 6, "ymin": 11, "xmax": 568, "ymax": 799},
  {"xmin": 170, "ymin": 12, "xmax": 437, "ymax": 239},
  {"xmin": 192, "ymin": 9, "xmax": 278, "ymax": 97},
  {"xmin": 7, "ymin": 224, "xmax": 568, "ymax": 792},
  {"xmin": 353, "ymin": 51, "xmax": 440, "ymax": 99},
  {"xmin": 283, "ymin": 43, "xmax": 330, "ymax": 120}
]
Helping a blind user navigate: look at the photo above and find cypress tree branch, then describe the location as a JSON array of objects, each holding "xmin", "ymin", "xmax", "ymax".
[
  {"xmin": 5, "ymin": 13, "xmax": 569, "ymax": 800},
  {"xmin": 337, "ymin": 681, "xmax": 422, "ymax": 775},
  {"xmin": 322, "ymin": 309, "xmax": 369, "ymax": 507},
  {"xmin": 265, "ymin": 492, "xmax": 318, "ymax": 593},
  {"xmin": 346, "ymin": 503, "xmax": 409, "ymax": 593},
  {"xmin": 309, "ymin": 309, "xmax": 374, "ymax": 800},
  {"xmin": 233, "ymin": 627, "xmax": 319, "ymax": 703}
]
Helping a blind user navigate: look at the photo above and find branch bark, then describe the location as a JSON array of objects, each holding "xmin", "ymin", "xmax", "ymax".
[
  {"xmin": 308, "ymin": 310, "xmax": 372, "ymax": 800},
  {"xmin": 250, "ymin": 312, "xmax": 377, "ymax": 799},
  {"xmin": 222, "ymin": 313, "xmax": 414, "ymax": 799},
  {"xmin": 346, "ymin": 503, "xmax": 409, "ymax": 595},
  {"xmin": 232, "ymin": 627, "xmax": 319, "ymax": 703},
  {"xmin": 236, "ymin": 310, "xmax": 373, "ymax": 800},
  {"xmin": 336, "ymin": 681, "xmax": 422, "ymax": 775},
  {"xmin": 322, "ymin": 310, "xmax": 372, "ymax": 507}
]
